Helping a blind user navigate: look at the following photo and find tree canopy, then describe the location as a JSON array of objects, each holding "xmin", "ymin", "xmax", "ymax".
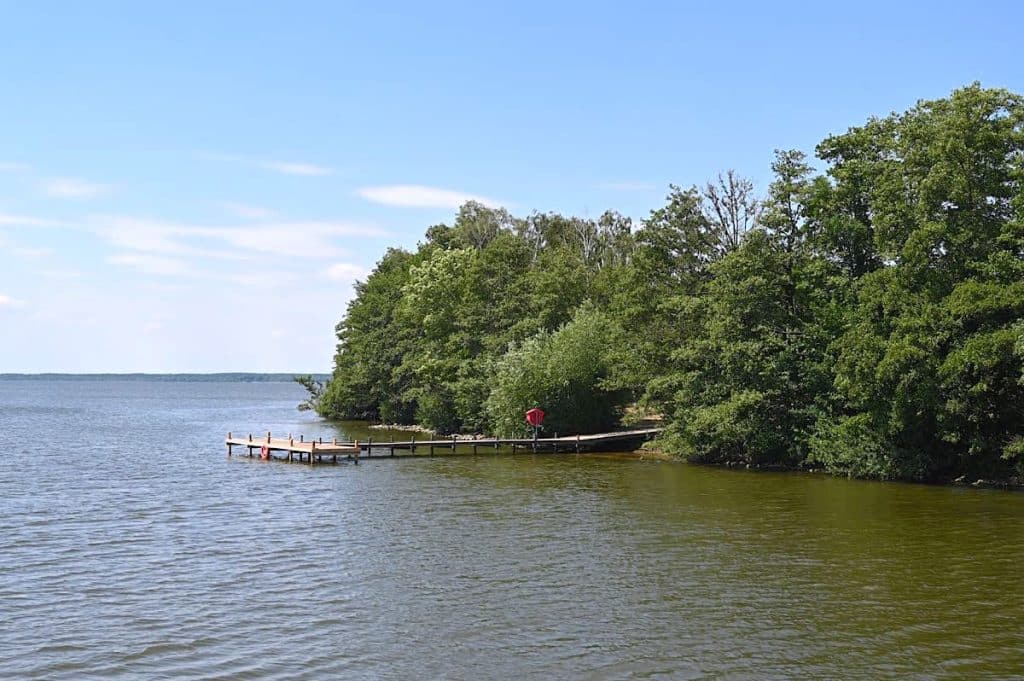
[{"xmin": 310, "ymin": 84, "xmax": 1024, "ymax": 483}]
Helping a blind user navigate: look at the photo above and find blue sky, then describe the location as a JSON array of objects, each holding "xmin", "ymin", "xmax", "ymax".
[{"xmin": 1, "ymin": 1, "xmax": 1021, "ymax": 372}]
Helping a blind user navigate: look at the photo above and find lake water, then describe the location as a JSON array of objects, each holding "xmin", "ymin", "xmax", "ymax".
[{"xmin": 1, "ymin": 379, "xmax": 1022, "ymax": 679}]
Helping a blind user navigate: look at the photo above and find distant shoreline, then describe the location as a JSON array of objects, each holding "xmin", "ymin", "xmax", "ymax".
[{"xmin": 0, "ymin": 373, "xmax": 330, "ymax": 382}]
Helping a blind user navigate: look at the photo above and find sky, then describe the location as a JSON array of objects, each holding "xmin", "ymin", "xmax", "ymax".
[{"xmin": 1, "ymin": 1, "xmax": 1021, "ymax": 372}]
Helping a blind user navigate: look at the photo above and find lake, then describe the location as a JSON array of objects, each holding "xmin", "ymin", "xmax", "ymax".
[{"xmin": 1, "ymin": 379, "xmax": 1022, "ymax": 679}]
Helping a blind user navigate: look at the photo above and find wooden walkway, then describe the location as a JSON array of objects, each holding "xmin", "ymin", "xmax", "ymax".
[{"xmin": 225, "ymin": 428, "xmax": 661, "ymax": 465}]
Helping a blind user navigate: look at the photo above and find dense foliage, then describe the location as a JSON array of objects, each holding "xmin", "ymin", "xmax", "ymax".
[
  {"xmin": 314, "ymin": 84, "xmax": 1024, "ymax": 482},
  {"xmin": 487, "ymin": 307, "xmax": 627, "ymax": 437}
]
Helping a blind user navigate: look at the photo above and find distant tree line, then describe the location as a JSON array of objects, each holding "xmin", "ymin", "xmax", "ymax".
[{"xmin": 310, "ymin": 84, "xmax": 1024, "ymax": 482}]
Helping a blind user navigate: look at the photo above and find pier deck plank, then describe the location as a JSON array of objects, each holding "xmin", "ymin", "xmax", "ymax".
[{"xmin": 225, "ymin": 428, "xmax": 661, "ymax": 464}]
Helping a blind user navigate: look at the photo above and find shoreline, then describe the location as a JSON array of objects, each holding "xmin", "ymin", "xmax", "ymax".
[
  {"xmin": 354, "ymin": 420, "xmax": 1021, "ymax": 490},
  {"xmin": 651, "ymin": 452, "xmax": 1024, "ymax": 491}
]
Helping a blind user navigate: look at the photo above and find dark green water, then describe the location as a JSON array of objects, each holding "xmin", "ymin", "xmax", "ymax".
[{"xmin": 1, "ymin": 380, "xmax": 1022, "ymax": 679}]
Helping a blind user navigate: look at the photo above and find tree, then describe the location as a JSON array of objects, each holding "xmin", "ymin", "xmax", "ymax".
[
  {"xmin": 317, "ymin": 84, "xmax": 1024, "ymax": 484},
  {"xmin": 294, "ymin": 375, "xmax": 325, "ymax": 412},
  {"xmin": 318, "ymin": 248, "xmax": 423, "ymax": 423},
  {"xmin": 810, "ymin": 84, "xmax": 1024, "ymax": 480},
  {"xmin": 703, "ymin": 170, "xmax": 761, "ymax": 253},
  {"xmin": 656, "ymin": 150, "xmax": 837, "ymax": 466},
  {"xmin": 487, "ymin": 308, "xmax": 629, "ymax": 437}
]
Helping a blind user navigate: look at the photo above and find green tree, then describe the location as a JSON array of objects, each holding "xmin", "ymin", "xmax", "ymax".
[
  {"xmin": 658, "ymin": 151, "xmax": 837, "ymax": 466},
  {"xmin": 319, "ymin": 247, "xmax": 423, "ymax": 422},
  {"xmin": 811, "ymin": 84, "xmax": 1024, "ymax": 479},
  {"xmin": 487, "ymin": 307, "xmax": 628, "ymax": 437}
]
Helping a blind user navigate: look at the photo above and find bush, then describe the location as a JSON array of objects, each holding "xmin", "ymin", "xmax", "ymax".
[
  {"xmin": 486, "ymin": 307, "xmax": 628, "ymax": 437},
  {"xmin": 808, "ymin": 413, "xmax": 930, "ymax": 480}
]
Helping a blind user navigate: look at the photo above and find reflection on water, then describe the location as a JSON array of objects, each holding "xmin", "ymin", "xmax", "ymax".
[{"xmin": 1, "ymin": 380, "xmax": 1022, "ymax": 679}]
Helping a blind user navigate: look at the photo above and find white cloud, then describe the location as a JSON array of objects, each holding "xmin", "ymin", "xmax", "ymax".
[
  {"xmin": 325, "ymin": 262, "xmax": 369, "ymax": 281},
  {"xmin": 88, "ymin": 215, "xmax": 384, "ymax": 260},
  {"xmin": 107, "ymin": 253, "xmax": 197, "ymax": 277},
  {"xmin": 11, "ymin": 246, "xmax": 52, "ymax": 259},
  {"xmin": 42, "ymin": 177, "xmax": 111, "ymax": 200},
  {"xmin": 139, "ymin": 281, "xmax": 191, "ymax": 292},
  {"xmin": 222, "ymin": 202, "xmax": 276, "ymax": 220},
  {"xmin": 198, "ymin": 151, "xmax": 334, "ymax": 177},
  {"xmin": 38, "ymin": 269, "xmax": 82, "ymax": 279},
  {"xmin": 0, "ymin": 210, "xmax": 377, "ymax": 261},
  {"xmin": 0, "ymin": 226, "xmax": 55, "ymax": 260},
  {"xmin": 357, "ymin": 184, "xmax": 503, "ymax": 209},
  {"xmin": 88, "ymin": 216, "xmax": 245, "ymax": 260},
  {"xmin": 257, "ymin": 160, "xmax": 333, "ymax": 176},
  {"xmin": 0, "ymin": 213, "xmax": 69, "ymax": 227},
  {"xmin": 597, "ymin": 181, "xmax": 657, "ymax": 191},
  {"xmin": 213, "ymin": 221, "xmax": 378, "ymax": 258},
  {"xmin": 0, "ymin": 293, "xmax": 26, "ymax": 308}
]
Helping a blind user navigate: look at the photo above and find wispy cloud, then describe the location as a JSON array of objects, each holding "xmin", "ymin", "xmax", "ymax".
[
  {"xmin": 357, "ymin": 184, "xmax": 503, "ymax": 209},
  {"xmin": 198, "ymin": 151, "xmax": 334, "ymax": 177},
  {"xmin": 0, "ymin": 213, "xmax": 69, "ymax": 227},
  {"xmin": 38, "ymin": 269, "xmax": 82, "ymax": 279},
  {"xmin": 86, "ymin": 215, "xmax": 385, "ymax": 260},
  {"xmin": 0, "ymin": 207, "xmax": 387, "ymax": 261},
  {"xmin": 0, "ymin": 293, "xmax": 26, "ymax": 309},
  {"xmin": 42, "ymin": 177, "xmax": 111, "ymax": 200},
  {"xmin": 222, "ymin": 202, "xmax": 276, "ymax": 220},
  {"xmin": 11, "ymin": 246, "xmax": 53, "ymax": 259},
  {"xmin": 107, "ymin": 251, "xmax": 303, "ymax": 288},
  {"xmin": 211, "ymin": 220, "xmax": 383, "ymax": 258},
  {"xmin": 107, "ymin": 253, "xmax": 197, "ymax": 277},
  {"xmin": 257, "ymin": 160, "xmax": 333, "ymax": 176},
  {"xmin": 324, "ymin": 262, "xmax": 370, "ymax": 281},
  {"xmin": 597, "ymin": 181, "xmax": 657, "ymax": 191},
  {"xmin": 88, "ymin": 217, "xmax": 241, "ymax": 260}
]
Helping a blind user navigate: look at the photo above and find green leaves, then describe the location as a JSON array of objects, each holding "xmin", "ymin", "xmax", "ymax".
[
  {"xmin": 813, "ymin": 84, "xmax": 1024, "ymax": 480},
  {"xmin": 486, "ymin": 308, "xmax": 627, "ymax": 437},
  {"xmin": 317, "ymin": 83, "xmax": 1024, "ymax": 482}
]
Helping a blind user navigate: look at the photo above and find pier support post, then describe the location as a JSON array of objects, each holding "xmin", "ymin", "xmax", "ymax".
[
  {"xmin": 411, "ymin": 436, "xmax": 416, "ymax": 454},
  {"xmin": 227, "ymin": 432, "xmax": 233, "ymax": 457}
]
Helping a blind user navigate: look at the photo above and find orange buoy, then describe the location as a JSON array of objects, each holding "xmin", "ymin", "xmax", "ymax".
[{"xmin": 260, "ymin": 445, "xmax": 270, "ymax": 460}]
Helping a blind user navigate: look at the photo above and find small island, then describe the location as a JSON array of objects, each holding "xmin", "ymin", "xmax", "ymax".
[{"xmin": 303, "ymin": 84, "xmax": 1024, "ymax": 487}]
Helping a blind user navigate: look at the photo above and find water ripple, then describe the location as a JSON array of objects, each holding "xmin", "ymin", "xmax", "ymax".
[{"xmin": 1, "ymin": 380, "xmax": 1023, "ymax": 679}]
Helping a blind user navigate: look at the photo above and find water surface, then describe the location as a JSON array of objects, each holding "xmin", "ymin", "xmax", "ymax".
[{"xmin": 1, "ymin": 380, "xmax": 1022, "ymax": 679}]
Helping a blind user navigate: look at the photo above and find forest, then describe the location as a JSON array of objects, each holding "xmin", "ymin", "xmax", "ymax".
[{"xmin": 307, "ymin": 84, "xmax": 1024, "ymax": 482}]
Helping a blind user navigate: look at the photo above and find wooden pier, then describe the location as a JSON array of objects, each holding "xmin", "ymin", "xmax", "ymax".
[{"xmin": 225, "ymin": 428, "xmax": 661, "ymax": 465}]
